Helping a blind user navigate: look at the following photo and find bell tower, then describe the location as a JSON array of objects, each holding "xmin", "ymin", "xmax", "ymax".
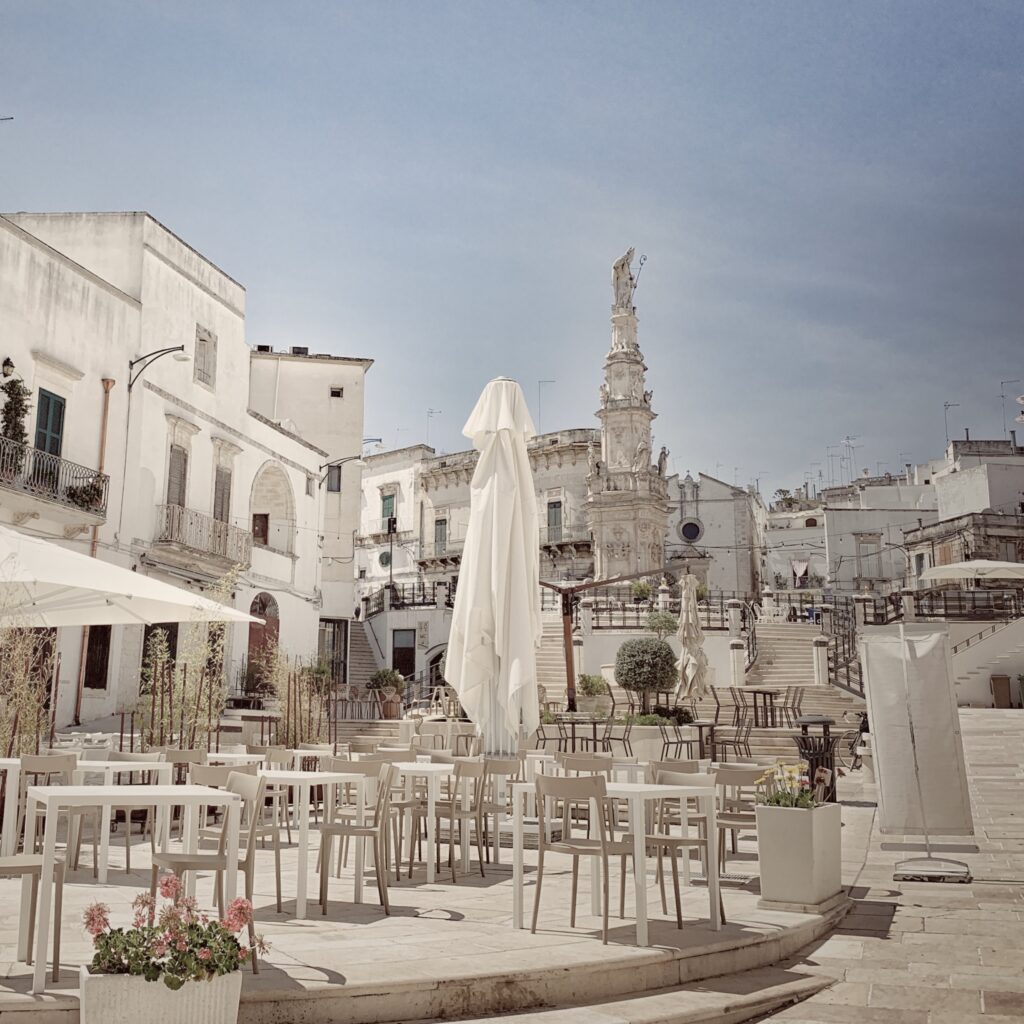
[{"xmin": 585, "ymin": 249, "xmax": 669, "ymax": 578}]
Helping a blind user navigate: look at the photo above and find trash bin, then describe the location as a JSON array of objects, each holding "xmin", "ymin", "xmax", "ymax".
[{"xmin": 794, "ymin": 715, "xmax": 838, "ymax": 803}]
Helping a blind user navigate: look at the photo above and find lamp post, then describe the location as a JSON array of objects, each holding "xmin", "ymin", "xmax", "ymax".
[
  {"xmin": 128, "ymin": 345, "xmax": 190, "ymax": 391},
  {"xmin": 318, "ymin": 454, "xmax": 366, "ymax": 489}
]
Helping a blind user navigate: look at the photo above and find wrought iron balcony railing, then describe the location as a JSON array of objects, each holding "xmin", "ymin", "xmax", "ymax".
[
  {"xmin": 155, "ymin": 504, "xmax": 253, "ymax": 567},
  {"xmin": 0, "ymin": 435, "xmax": 109, "ymax": 518}
]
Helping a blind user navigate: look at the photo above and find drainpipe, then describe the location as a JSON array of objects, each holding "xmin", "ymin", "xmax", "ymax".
[{"xmin": 73, "ymin": 378, "xmax": 116, "ymax": 725}]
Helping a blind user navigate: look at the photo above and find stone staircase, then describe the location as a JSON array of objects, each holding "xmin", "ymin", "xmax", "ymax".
[
  {"xmin": 348, "ymin": 620, "xmax": 383, "ymax": 688},
  {"xmin": 746, "ymin": 623, "xmax": 818, "ymax": 687},
  {"xmin": 537, "ymin": 613, "xmax": 569, "ymax": 705}
]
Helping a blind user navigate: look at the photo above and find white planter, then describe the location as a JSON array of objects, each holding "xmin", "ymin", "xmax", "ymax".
[
  {"xmin": 79, "ymin": 966, "xmax": 242, "ymax": 1024},
  {"xmin": 755, "ymin": 803, "xmax": 844, "ymax": 913}
]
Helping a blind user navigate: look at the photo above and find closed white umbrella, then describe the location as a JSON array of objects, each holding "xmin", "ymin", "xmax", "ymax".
[
  {"xmin": 675, "ymin": 574, "xmax": 709, "ymax": 700},
  {"xmin": 0, "ymin": 524, "xmax": 260, "ymax": 627},
  {"xmin": 919, "ymin": 560, "xmax": 1024, "ymax": 583},
  {"xmin": 444, "ymin": 378, "xmax": 542, "ymax": 755}
]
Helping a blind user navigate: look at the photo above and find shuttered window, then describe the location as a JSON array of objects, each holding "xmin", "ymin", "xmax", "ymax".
[
  {"xmin": 213, "ymin": 466, "xmax": 231, "ymax": 523},
  {"xmin": 35, "ymin": 390, "xmax": 66, "ymax": 456},
  {"xmin": 167, "ymin": 445, "xmax": 188, "ymax": 507},
  {"xmin": 83, "ymin": 625, "xmax": 112, "ymax": 690},
  {"xmin": 193, "ymin": 327, "xmax": 217, "ymax": 387}
]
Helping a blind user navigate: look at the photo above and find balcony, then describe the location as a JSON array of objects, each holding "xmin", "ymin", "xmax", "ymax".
[
  {"xmin": 418, "ymin": 537, "xmax": 465, "ymax": 564},
  {"xmin": 539, "ymin": 525, "xmax": 592, "ymax": 548},
  {"xmin": 155, "ymin": 504, "xmax": 253, "ymax": 569},
  {"xmin": 0, "ymin": 435, "xmax": 109, "ymax": 525}
]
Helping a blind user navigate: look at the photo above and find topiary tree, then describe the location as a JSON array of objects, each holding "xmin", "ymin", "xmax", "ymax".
[
  {"xmin": 614, "ymin": 637, "xmax": 677, "ymax": 714},
  {"xmin": 368, "ymin": 668, "xmax": 405, "ymax": 696},
  {"xmin": 645, "ymin": 610, "xmax": 678, "ymax": 641}
]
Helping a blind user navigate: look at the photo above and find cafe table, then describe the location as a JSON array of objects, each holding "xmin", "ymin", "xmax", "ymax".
[
  {"xmin": 207, "ymin": 751, "xmax": 267, "ymax": 767},
  {"xmin": 258, "ymin": 768, "xmax": 366, "ymax": 918},
  {"xmin": 747, "ymin": 688, "xmax": 781, "ymax": 728},
  {"xmin": 391, "ymin": 762, "xmax": 464, "ymax": 881},
  {"xmin": 554, "ymin": 713, "xmax": 603, "ymax": 753},
  {"xmin": 25, "ymin": 783, "xmax": 241, "ymax": 994},
  {"xmin": 689, "ymin": 720, "xmax": 719, "ymax": 760},
  {"xmin": 511, "ymin": 778, "xmax": 721, "ymax": 947}
]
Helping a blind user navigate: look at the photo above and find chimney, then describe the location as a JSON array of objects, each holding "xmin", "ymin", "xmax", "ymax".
[
  {"xmin": 905, "ymin": 462, "xmax": 912, "ymax": 484},
  {"xmin": 965, "ymin": 427, "xmax": 970, "ymax": 441},
  {"xmin": 1011, "ymin": 429, "xmax": 1018, "ymax": 447}
]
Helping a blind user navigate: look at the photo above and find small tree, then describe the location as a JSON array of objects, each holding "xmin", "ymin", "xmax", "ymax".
[
  {"xmin": 615, "ymin": 637, "xmax": 677, "ymax": 714},
  {"xmin": 368, "ymin": 668, "xmax": 405, "ymax": 696},
  {"xmin": 630, "ymin": 579, "xmax": 652, "ymax": 603},
  {"xmin": 0, "ymin": 377, "xmax": 31, "ymax": 445},
  {"xmin": 645, "ymin": 610, "xmax": 678, "ymax": 640}
]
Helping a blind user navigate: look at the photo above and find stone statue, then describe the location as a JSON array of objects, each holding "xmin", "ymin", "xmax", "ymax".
[
  {"xmin": 612, "ymin": 247, "xmax": 636, "ymax": 309},
  {"xmin": 587, "ymin": 440, "xmax": 597, "ymax": 477},
  {"xmin": 657, "ymin": 446, "xmax": 669, "ymax": 476},
  {"xmin": 643, "ymin": 389, "xmax": 653, "ymax": 405},
  {"xmin": 599, "ymin": 382, "xmax": 609, "ymax": 405},
  {"xmin": 629, "ymin": 378, "xmax": 641, "ymax": 403},
  {"xmin": 632, "ymin": 437, "xmax": 650, "ymax": 473}
]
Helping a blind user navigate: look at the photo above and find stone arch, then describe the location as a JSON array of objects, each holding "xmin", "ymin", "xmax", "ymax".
[
  {"xmin": 246, "ymin": 592, "xmax": 280, "ymax": 692},
  {"xmin": 250, "ymin": 461, "xmax": 296, "ymax": 553}
]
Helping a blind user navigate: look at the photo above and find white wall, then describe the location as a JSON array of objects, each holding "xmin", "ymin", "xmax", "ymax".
[{"xmin": 824, "ymin": 507, "xmax": 939, "ymax": 591}]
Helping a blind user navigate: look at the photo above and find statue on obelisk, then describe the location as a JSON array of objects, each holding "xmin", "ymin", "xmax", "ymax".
[{"xmin": 612, "ymin": 247, "xmax": 636, "ymax": 310}]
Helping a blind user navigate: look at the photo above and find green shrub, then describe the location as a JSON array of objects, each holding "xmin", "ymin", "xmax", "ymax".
[
  {"xmin": 614, "ymin": 638, "xmax": 677, "ymax": 713},
  {"xmin": 630, "ymin": 579, "xmax": 652, "ymax": 601},
  {"xmin": 645, "ymin": 610, "xmax": 678, "ymax": 640},
  {"xmin": 653, "ymin": 705, "xmax": 695, "ymax": 725},
  {"xmin": 367, "ymin": 668, "xmax": 405, "ymax": 696},
  {"xmin": 619, "ymin": 713, "xmax": 663, "ymax": 726},
  {"xmin": 576, "ymin": 673, "xmax": 607, "ymax": 697}
]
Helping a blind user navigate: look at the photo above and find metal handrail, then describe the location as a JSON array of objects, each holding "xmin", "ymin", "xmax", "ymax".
[{"xmin": 0, "ymin": 435, "xmax": 109, "ymax": 516}]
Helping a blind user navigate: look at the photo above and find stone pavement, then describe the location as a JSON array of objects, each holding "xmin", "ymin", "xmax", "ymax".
[{"xmin": 764, "ymin": 708, "xmax": 1024, "ymax": 1023}]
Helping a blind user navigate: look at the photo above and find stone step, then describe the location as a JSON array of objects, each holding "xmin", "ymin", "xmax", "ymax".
[{"xmin": 447, "ymin": 968, "xmax": 831, "ymax": 1024}]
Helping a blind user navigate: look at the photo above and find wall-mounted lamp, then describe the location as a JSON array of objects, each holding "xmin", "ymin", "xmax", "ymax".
[{"xmin": 1, "ymin": 358, "xmax": 14, "ymax": 378}]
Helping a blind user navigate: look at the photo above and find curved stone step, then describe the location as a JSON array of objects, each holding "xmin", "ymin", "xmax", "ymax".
[{"xmin": 443, "ymin": 968, "xmax": 831, "ymax": 1024}]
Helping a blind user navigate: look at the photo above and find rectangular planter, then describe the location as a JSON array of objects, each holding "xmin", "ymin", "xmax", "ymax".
[
  {"xmin": 755, "ymin": 802, "xmax": 844, "ymax": 913},
  {"xmin": 79, "ymin": 966, "xmax": 242, "ymax": 1024}
]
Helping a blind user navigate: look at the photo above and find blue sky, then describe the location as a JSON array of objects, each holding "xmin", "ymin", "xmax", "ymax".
[{"xmin": 3, "ymin": 1, "xmax": 1022, "ymax": 496}]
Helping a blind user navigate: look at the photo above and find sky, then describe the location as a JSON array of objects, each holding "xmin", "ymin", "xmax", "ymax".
[{"xmin": 3, "ymin": 1, "xmax": 1023, "ymax": 497}]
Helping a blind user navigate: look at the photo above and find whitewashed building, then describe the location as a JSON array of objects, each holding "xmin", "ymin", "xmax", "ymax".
[{"xmin": 0, "ymin": 212, "xmax": 364, "ymax": 724}]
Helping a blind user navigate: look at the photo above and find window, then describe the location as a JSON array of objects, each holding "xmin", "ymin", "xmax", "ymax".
[
  {"xmin": 167, "ymin": 444, "xmax": 188, "ymax": 507},
  {"xmin": 679, "ymin": 520, "xmax": 703, "ymax": 543},
  {"xmin": 193, "ymin": 326, "xmax": 217, "ymax": 387},
  {"xmin": 142, "ymin": 622, "xmax": 179, "ymax": 667},
  {"xmin": 329, "ymin": 387, "xmax": 344, "ymax": 399},
  {"xmin": 358, "ymin": 568, "xmax": 367, "ymax": 579},
  {"xmin": 35, "ymin": 389, "xmax": 65, "ymax": 456},
  {"xmin": 434, "ymin": 518, "xmax": 447, "ymax": 554},
  {"xmin": 83, "ymin": 625, "xmax": 112, "ymax": 690},
  {"xmin": 379, "ymin": 551, "xmax": 392, "ymax": 567},
  {"xmin": 546, "ymin": 501, "xmax": 562, "ymax": 542},
  {"xmin": 213, "ymin": 467, "xmax": 231, "ymax": 523},
  {"xmin": 381, "ymin": 493, "xmax": 395, "ymax": 525},
  {"xmin": 326, "ymin": 465, "xmax": 342, "ymax": 492},
  {"xmin": 252, "ymin": 512, "xmax": 269, "ymax": 546},
  {"xmin": 305, "ymin": 475, "xmax": 315, "ymax": 497},
  {"xmin": 804, "ymin": 517, "xmax": 818, "ymax": 528}
]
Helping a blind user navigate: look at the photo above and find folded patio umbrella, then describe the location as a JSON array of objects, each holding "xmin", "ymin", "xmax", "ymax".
[
  {"xmin": 0, "ymin": 524, "xmax": 260, "ymax": 627},
  {"xmin": 444, "ymin": 378, "xmax": 542, "ymax": 755},
  {"xmin": 675, "ymin": 574, "xmax": 709, "ymax": 701},
  {"xmin": 918, "ymin": 559, "xmax": 1024, "ymax": 582}
]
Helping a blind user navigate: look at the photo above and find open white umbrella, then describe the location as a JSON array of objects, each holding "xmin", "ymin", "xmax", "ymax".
[
  {"xmin": 0, "ymin": 524, "xmax": 260, "ymax": 627},
  {"xmin": 675, "ymin": 574, "xmax": 709, "ymax": 701},
  {"xmin": 919, "ymin": 560, "xmax": 1024, "ymax": 583},
  {"xmin": 444, "ymin": 378, "xmax": 542, "ymax": 755}
]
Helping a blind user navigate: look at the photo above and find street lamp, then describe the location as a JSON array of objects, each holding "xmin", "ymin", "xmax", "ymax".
[
  {"xmin": 128, "ymin": 345, "xmax": 190, "ymax": 391},
  {"xmin": 318, "ymin": 454, "xmax": 366, "ymax": 488}
]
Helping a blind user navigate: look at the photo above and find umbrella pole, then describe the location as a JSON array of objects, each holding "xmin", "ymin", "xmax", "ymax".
[{"xmin": 562, "ymin": 592, "xmax": 577, "ymax": 712}]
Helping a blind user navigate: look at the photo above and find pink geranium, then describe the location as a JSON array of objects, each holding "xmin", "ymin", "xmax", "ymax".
[
  {"xmin": 158, "ymin": 872, "xmax": 182, "ymax": 901},
  {"xmin": 83, "ymin": 903, "xmax": 110, "ymax": 937},
  {"xmin": 197, "ymin": 948, "xmax": 212, "ymax": 961},
  {"xmin": 223, "ymin": 897, "xmax": 253, "ymax": 932}
]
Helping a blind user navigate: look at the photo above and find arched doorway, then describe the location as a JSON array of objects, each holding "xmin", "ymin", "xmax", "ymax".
[
  {"xmin": 250, "ymin": 462, "xmax": 296, "ymax": 553},
  {"xmin": 246, "ymin": 592, "xmax": 279, "ymax": 693}
]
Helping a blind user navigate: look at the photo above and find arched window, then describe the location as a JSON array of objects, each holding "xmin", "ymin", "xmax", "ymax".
[
  {"xmin": 250, "ymin": 462, "xmax": 296, "ymax": 554},
  {"xmin": 804, "ymin": 517, "xmax": 818, "ymax": 528}
]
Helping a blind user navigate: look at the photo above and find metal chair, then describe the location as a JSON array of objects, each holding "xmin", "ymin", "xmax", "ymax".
[{"xmin": 716, "ymin": 719, "xmax": 754, "ymax": 761}]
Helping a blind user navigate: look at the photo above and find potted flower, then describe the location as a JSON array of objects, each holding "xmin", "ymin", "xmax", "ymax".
[
  {"xmin": 368, "ymin": 668, "xmax": 405, "ymax": 719},
  {"xmin": 754, "ymin": 763, "xmax": 844, "ymax": 913},
  {"xmin": 575, "ymin": 673, "xmax": 610, "ymax": 717},
  {"xmin": 79, "ymin": 872, "xmax": 265, "ymax": 1024}
]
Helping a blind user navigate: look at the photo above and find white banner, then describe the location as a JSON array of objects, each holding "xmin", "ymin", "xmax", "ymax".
[{"xmin": 859, "ymin": 625, "xmax": 974, "ymax": 837}]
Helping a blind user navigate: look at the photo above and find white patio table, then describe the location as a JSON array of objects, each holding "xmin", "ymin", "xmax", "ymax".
[
  {"xmin": 25, "ymin": 783, "xmax": 241, "ymax": 995},
  {"xmin": 392, "ymin": 762, "xmax": 474, "ymax": 882},
  {"xmin": 207, "ymin": 751, "xmax": 266, "ymax": 767},
  {"xmin": 71, "ymin": 761, "xmax": 175, "ymax": 871},
  {"xmin": 258, "ymin": 768, "xmax": 365, "ymax": 919},
  {"xmin": 511, "ymin": 779, "xmax": 721, "ymax": 947}
]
